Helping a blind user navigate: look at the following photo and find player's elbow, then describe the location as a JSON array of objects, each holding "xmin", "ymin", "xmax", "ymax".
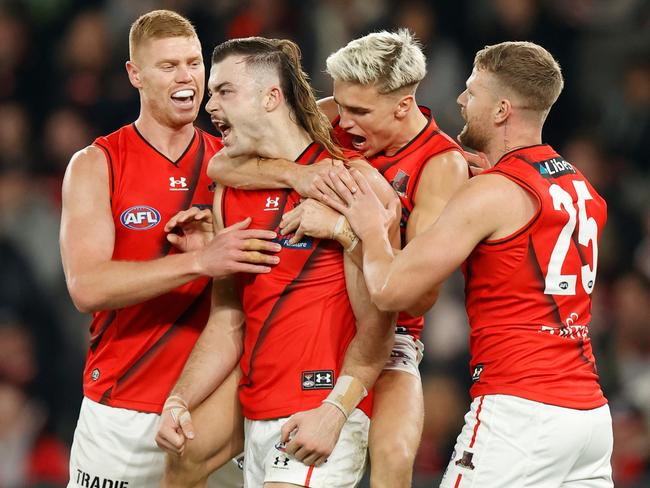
[
  {"xmin": 67, "ymin": 279, "xmax": 103, "ymax": 313},
  {"xmin": 371, "ymin": 289, "xmax": 405, "ymax": 313}
]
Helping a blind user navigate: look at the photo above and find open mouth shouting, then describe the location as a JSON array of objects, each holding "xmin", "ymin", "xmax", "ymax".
[
  {"xmin": 212, "ymin": 118, "xmax": 232, "ymax": 141},
  {"xmin": 350, "ymin": 134, "xmax": 367, "ymax": 152}
]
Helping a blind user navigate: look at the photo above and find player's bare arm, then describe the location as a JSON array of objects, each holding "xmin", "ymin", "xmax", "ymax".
[
  {"xmin": 280, "ymin": 160, "xmax": 399, "ymax": 467},
  {"xmin": 156, "ymin": 185, "xmax": 246, "ymax": 456},
  {"xmin": 325, "ymin": 171, "xmax": 538, "ymax": 312},
  {"xmin": 400, "ymin": 150, "xmax": 469, "ymax": 315},
  {"xmin": 61, "ymin": 147, "xmax": 280, "ymax": 313},
  {"xmin": 156, "ymin": 275, "xmax": 245, "ymax": 456},
  {"xmin": 207, "ymin": 150, "xmax": 353, "ymax": 200}
]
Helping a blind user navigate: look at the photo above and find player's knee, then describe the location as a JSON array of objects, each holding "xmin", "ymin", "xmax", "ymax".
[
  {"xmin": 370, "ymin": 436, "xmax": 416, "ymax": 478},
  {"xmin": 164, "ymin": 451, "xmax": 210, "ymax": 487}
]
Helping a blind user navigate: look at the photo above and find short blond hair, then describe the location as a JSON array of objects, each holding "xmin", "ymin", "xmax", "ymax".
[
  {"xmin": 129, "ymin": 10, "xmax": 197, "ymax": 61},
  {"xmin": 474, "ymin": 41, "xmax": 564, "ymax": 111},
  {"xmin": 326, "ymin": 29, "xmax": 426, "ymax": 94}
]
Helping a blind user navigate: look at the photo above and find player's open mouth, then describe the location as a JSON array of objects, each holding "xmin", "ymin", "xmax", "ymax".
[
  {"xmin": 351, "ymin": 134, "xmax": 367, "ymax": 151},
  {"xmin": 214, "ymin": 120, "xmax": 232, "ymax": 139},
  {"xmin": 171, "ymin": 89, "xmax": 195, "ymax": 108}
]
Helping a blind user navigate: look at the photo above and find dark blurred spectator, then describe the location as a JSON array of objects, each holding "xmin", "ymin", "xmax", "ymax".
[
  {"xmin": 392, "ymin": 0, "xmax": 465, "ymax": 136},
  {"xmin": 0, "ymin": 316, "xmax": 69, "ymax": 488}
]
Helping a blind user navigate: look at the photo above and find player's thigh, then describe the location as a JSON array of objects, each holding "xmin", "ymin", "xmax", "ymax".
[
  {"xmin": 561, "ymin": 404, "xmax": 613, "ymax": 488},
  {"xmin": 440, "ymin": 395, "xmax": 607, "ymax": 488},
  {"xmin": 369, "ymin": 369, "xmax": 424, "ymax": 458},
  {"xmin": 180, "ymin": 368, "xmax": 244, "ymax": 469},
  {"xmin": 68, "ymin": 397, "xmax": 163, "ymax": 488}
]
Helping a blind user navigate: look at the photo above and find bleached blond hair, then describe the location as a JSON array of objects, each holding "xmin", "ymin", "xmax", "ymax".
[{"xmin": 326, "ymin": 29, "xmax": 426, "ymax": 94}]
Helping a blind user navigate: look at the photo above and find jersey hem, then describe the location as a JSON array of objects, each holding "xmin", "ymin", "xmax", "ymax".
[
  {"xmin": 470, "ymin": 385, "xmax": 607, "ymax": 410},
  {"xmin": 83, "ymin": 392, "xmax": 164, "ymax": 414}
]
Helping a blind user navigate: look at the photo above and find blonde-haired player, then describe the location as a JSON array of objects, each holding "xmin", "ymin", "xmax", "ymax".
[{"xmin": 210, "ymin": 29, "xmax": 469, "ymax": 487}]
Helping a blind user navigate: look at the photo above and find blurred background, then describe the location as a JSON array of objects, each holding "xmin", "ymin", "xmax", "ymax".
[{"xmin": 0, "ymin": 0, "xmax": 648, "ymax": 486}]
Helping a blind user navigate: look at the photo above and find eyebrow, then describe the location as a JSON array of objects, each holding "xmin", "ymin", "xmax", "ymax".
[
  {"xmin": 333, "ymin": 97, "xmax": 370, "ymax": 112},
  {"xmin": 212, "ymin": 81, "xmax": 234, "ymax": 91}
]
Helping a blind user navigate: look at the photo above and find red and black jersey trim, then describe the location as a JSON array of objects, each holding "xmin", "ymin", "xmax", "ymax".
[
  {"xmin": 158, "ymin": 134, "xmax": 206, "ymax": 257},
  {"xmin": 132, "ymin": 123, "xmax": 197, "ymax": 167},
  {"xmin": 526, "ymin": 235, "xmax": 563, "ymax": 326},
  {"xmin": 89, "ymin": 311, "xmax": 116, "ymax": 353},
  {"xmin": 493, "ymin": 144, "xmax": 549, "ymax": 168},
  {"xmin": 98, "ymin": 281, "xmax": 211, "ymax": 405},
  {"xmin": 93, "ymin": 141, "xmax": 115, "ymax": 198}
]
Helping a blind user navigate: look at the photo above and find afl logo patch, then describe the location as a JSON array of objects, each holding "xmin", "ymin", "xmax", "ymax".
[{"xmin": 120, "ymin": 205, "xmax": 161, "ymax": 230}]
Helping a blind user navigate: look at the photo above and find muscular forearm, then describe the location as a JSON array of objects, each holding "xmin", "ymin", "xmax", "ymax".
[
  {"xmin": 66, "ymin": 251, "xmax": 204, "ymax": 313},
  {"xmin": 340, "ymin": 314, "xmax": 395, "ymax": 391},
  {"xmin": 169, "ymin": 320, "xmax": 243, "ymax": 409},
  {"xmin": 361, "ymin": 235, "xmax": 401, "ymax": 311},
  {"xmin": 209, "ymin": 152, "xmax": 294, "ymax": 190}
]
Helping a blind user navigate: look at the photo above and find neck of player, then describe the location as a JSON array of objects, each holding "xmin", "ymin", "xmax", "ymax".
[
  {"xmin": 255, "ymin": 112, "xmax": 313, "ymax": 162},
  {"xmin": 134, "ymin": 112, "xmax": 196, "ymax": 162},
  {"xmin": 383, "ymin": 106, "xmax": 428, "ymax": 157},
  {"xmin": 486, "ymin": 118, "xmax": 543, "ymax": 165}
]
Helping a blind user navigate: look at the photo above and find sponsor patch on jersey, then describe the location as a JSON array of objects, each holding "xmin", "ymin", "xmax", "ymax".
[
  {"xmin": 302, "ymin": 370, "xmax": 334, "ymax": 390},
  {"xmin": 91, "ymin": 368, "xmax": 100, "ymax": 381},
  {"xmin": 533, "ymin": 158, "xmax": 576, "ymax": 178},
  {"xmin": 471, "ymin": 364, "xmax": 483, "ymax": 383},
  {"xmin": 276, "ymin": 236, "xmax": 314, "ymax": 250},
  {"xmin": 392, "ymin": 169, "xmax": 410, "ymax": 197},
  {"xmin": 120, "ymin": 205, "xmax": 161, "ymax": 230}
]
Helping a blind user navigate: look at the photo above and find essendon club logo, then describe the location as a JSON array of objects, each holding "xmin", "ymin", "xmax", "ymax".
[
  {"xmin": 391, "ymin": 169, "xmax": 410, "ymax": 197},
  {"xmin": 455, "ymin": 451, "xmax": 476, "ymax": 470},
  {"xmin": 302, "ymin": 370, "xmax": 334, "ymax": 390}
]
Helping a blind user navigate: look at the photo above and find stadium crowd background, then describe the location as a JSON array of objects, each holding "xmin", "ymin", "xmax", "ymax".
[{"xmin": 0, "ymin": 0, "xmax": 648, "ymax": 486}]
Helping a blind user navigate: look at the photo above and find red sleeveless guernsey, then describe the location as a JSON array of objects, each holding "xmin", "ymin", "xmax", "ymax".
[
  {"xmin": 221, "ymin": 143, "xmax": 372, "ymax": 420},
  {"xmin": 333, "ymin": 107, "xmax": 462, "ymax": 340},
  {"xmin": 464, "ymin": 144, "xmax": 607, "ymax": 409},
  {"xmin": 86, "ymin": 123, "xmax": 221, "ymax": 413}
]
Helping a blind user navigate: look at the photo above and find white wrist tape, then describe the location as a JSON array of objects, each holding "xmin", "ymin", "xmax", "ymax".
[
  {"xmin": 345, "ymin": 235, "xmax": 360, "ymax": 253},
  {"xmin": 332, "ymin": 214, "xmax": 346, "ymax": 240},
  {"xmin": 163, "ymin": 395, "xmax": 191, "ymax": 426},
  {"xmin": 322, "ymin": 375, "xmax": 368, "ymax": 419}
]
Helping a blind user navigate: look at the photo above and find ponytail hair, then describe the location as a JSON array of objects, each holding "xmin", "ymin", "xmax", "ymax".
[{"xmin": 212, "ymin": 37, "xmax": 344, "ymax": 159}]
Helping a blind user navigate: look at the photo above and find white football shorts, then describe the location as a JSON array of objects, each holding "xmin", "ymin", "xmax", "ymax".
[
  {"xmin": 67, "ymin": 397, "xmax": 243, "ymax": 488},
  {"xmin": 243, "ymin": 409, "xmax": 369, "ymax": 487},
  {"xmin": 440, "ymin": 394, "xmax": 613, "ymax": 488}
]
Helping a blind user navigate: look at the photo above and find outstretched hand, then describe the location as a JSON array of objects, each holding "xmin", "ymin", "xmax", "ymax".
[{"xmin": 195, "ymin": 217, "xmax": 282, "ymax": 278}]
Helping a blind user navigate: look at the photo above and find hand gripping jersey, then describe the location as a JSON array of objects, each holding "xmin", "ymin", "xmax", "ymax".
[
  {"xmin": 221, "ymin": 143, "xmax": 372, "ymax": 420},
  {"xmin": 85, "ymin": 124, "xmax": 222, "ymax": 413},
  {"xmin": 333, "ymin": 107, "xmax": 462, "ymax": 340},
  {"xmin": 464, "ymin": 145, "xmax": 607, "ymax": 409}
]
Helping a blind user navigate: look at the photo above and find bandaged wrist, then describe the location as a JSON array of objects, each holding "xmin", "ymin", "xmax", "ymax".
[
  {"xmin": 163, "ymin": 395, "xmax": 191, "ymax": 425},
  {"xmin": 332, "ymin": 214, "xmax": 346, "ymax": 240},
  {"xmin": 332, "ymin": 215, "xmax": 359, "ymax": 252},
  {"xmin": 163, "ymin": 395, "xmax": 188, "ymax": 410},
  {"xmin": 322, "ymin": 375, "xmax": 368, "ymax": 419}
]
